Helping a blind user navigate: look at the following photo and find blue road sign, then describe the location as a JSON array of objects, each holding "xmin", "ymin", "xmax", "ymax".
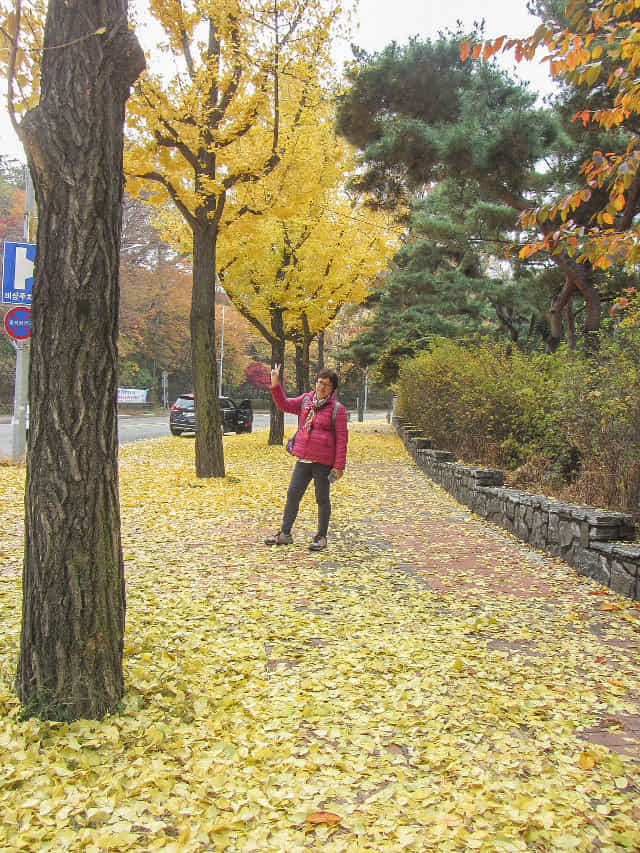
[
  {"xmin": 2, "ymin": 241, "xmax": 36, "ymax": 305},
  {"xmin": 4, "ymin": 306, "xmax": 31, "ymax": 340}
]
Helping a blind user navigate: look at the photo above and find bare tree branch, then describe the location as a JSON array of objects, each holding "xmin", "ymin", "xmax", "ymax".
[
  {"xmin": 131, "ymin": 170, "xmax": 197, "ymax": 230},
  {"xmin": 6, "ymin": 0, "xmax": 24, "ymax": 143}
]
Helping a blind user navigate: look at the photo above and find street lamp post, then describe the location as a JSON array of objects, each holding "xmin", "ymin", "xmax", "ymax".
[
  {"xmin": 218, "ymin": 304, "xmax": 225, "ymax": 397},
  {"xmin": 363, "ymin": 365, "xmax": 369, "ymax": 418}
]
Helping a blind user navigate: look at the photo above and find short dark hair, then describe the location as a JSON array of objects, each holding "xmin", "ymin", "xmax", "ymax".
[{"xmin": 317, "ymin": 368, "xmax": 339, "ymax": 390}]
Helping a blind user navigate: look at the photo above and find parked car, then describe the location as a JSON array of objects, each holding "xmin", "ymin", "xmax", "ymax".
[{"xmin": 169, "ymin": 393, "xmax": 253, "ymax": 436}]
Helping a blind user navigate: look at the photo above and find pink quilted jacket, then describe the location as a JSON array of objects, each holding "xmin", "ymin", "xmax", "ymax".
[{"xmin": 270, "ymin": 383, "xmax": 348, "ymax": 470}]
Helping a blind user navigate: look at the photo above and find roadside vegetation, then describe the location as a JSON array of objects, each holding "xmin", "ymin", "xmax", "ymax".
[
  {"xmin": 396, "ymin": 326, "xmax": 640, "ymax": 521},
  {"xmin": 335, "ymin": 1, "xmax": 640, "ymax": 525}
]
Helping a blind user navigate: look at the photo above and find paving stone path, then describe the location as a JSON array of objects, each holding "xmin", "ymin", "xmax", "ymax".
[
  {"xmin": 254, "ymin": 420, "xmax": 640, "ymax": 846},
  {"xmin": 336, "ymin": 434, "xmax": 640, "ymax": 765}
]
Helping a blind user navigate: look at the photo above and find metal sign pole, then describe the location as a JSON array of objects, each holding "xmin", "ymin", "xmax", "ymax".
[
  {"xmin": 161, "ymin": 370, "xmax": 169, "ymax": 409},
  {"xmin": 218, "ymin": 304, "xmax": 225, "ymax": 397},
  {"xmin": 11, "ymin": 340, "xmax": 29, "ymax": 462},
  {"xmin": 363, "ymin": 365, "xmax": 369, "ymax": 418},
  {"xmin": 9, "ymin": 168, "xmax": 36, "ymax": 462}
]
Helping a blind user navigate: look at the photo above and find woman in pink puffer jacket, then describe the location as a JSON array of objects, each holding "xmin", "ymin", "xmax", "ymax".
[{"xmin": 265, "ymin": 364, "xmax": 348, "ymax": 551}]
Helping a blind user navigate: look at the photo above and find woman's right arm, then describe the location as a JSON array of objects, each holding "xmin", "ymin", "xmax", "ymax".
[{"xmin": 269, "ymin": 364, "xmax": 306, "ymax": 415}]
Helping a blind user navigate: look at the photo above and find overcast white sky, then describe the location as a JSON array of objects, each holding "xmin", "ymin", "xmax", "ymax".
[
  {"xmin": 1, "ymin": 0, "xmax": 553, "ymax": 162},
  {"xmin": 340, "ymin": 0, "xmax": 553, "ymax": 89}
]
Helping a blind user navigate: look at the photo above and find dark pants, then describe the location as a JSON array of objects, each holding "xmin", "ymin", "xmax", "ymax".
[{"xmin": 281, "ymin": 461, "xmax": 333, "ymax": 537}]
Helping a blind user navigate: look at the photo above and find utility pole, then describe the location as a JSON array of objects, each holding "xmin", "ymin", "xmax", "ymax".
[
  {"xmin": 218, "ymin": 304, "xmax": 225, "ymax": 397},
  {"xmin": 363, "ymin": 365, "xmax": 369, "ymax": 419}
]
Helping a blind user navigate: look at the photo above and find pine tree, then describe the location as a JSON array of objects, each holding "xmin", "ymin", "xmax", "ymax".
[{"xmin": 336, "ymin": 36, "xmax": 565, "ymax": 371}]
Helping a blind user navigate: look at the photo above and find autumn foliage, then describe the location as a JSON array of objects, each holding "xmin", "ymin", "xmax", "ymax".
[
  {"xmin": 244, "ymin": 361, "xmax": 271, "ymax": 389},
  {"xmin": 0, "ymin": 183, "xmax": 23, "ymax": 241},
  {"xmin": 462, "ymin": 0, "xmax": 640, "ymax": 269},
  {"xmin": 123, "ymin": 0, "xmax": 347, "ymax": 475},
  {"xmin": 0, "ymin": 427, "xmax": 639, "ymax": 848}
]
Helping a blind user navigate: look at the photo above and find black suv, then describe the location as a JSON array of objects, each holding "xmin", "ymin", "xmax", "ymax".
[{"xmin": 169, "ymin": 394, "xmax": 253, "ymax": 436}]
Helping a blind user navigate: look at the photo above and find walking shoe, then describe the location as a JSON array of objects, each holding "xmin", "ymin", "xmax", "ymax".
[
  {"xmin": 265, "ymin": 531, "xmax": 293, "ymax": 545},
  {"xmin": 309, "ymin": 534, "xmax": 327, "ymax": 551}
]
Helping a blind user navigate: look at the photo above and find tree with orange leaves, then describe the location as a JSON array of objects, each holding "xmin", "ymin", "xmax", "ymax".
[{"xmin": 467, "ymin": 0, "xmax": 640, "ymax": 272}]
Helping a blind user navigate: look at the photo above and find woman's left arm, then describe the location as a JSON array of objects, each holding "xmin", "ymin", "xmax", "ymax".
[{"xmin": 332, "ymin": 404, "xmax": 348, "ymax": 473}]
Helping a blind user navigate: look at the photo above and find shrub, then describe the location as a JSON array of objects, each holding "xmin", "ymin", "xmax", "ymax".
[
  {"xmin": 396, "ymin": 337, "xmax": 640, "ymax": 516},
  {"xmin": 551, "ymin": 341, "xmax": 640, "ymax": 511},
  {"xmin": 397, "ymin": 339, "xmax": 555, "ymax": 468}
]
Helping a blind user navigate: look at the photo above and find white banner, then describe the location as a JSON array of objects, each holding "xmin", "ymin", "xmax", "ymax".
[{"xmin": 117, "ymin": 388, "xmax": 148, "ymax": 404}]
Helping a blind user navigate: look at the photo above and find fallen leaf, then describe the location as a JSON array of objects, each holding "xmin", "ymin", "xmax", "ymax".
[
  {"xmin": 579, "ymin": 752, "xmax": 596, "ymax": 770},
  {"xmin": 305, "ymin": 811, "xmax": 343, "ymax": 825}
]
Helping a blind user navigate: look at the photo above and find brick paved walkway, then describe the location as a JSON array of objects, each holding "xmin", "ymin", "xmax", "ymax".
[
  {"xmin": 346, "ymin": 443, "xmax": 640, "ymax": 765},
  {"xmin": 251, "ymin": 422, "xmax": 640, "ymax": 847}
]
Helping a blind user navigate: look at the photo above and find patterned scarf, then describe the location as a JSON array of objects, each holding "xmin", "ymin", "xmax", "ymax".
[{"xmin": 301, "ymin": 391, "xmax": 333, "ymax": 439}]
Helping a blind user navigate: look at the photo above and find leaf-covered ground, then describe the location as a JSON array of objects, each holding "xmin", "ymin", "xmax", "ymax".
[{"xmin": 1, "ymin": 422, "xmax": 639, "ymax": 852}]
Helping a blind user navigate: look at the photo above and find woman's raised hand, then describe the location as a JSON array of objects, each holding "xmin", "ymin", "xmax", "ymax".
[{"xmin": 271, "ymin": 363, "xmax": 281, "ymax": 386}]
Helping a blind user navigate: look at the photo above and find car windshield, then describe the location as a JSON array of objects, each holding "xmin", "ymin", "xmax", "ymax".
[{"xmin": 175, "ymin": 396, "xmax": 194, "ymax": 409}]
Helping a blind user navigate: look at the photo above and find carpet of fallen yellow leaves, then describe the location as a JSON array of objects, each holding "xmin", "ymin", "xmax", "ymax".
[{"xmin": 1, "ymin": 422, "xmax": 639, "ymax": 852}]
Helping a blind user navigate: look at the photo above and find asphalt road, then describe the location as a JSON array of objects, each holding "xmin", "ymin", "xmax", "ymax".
[
  {"xmin": 0, "ymin": 409, "xmax": 387, "ymax": 458},
  {"xmin": 0, "ymin": 412, "xmax": 272, "ymax": 458}
]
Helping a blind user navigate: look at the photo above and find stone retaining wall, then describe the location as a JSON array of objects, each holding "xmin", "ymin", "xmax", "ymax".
[{"xmin": 394, "ymin": 418, "xmax": 640, "ymax": 602}]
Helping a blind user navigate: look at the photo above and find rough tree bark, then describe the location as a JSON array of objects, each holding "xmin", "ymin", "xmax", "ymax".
[
  {"xmin": 300, "ymin": 312, "xmax": 312, "ymax": 390},
  {"xmin": 294, "ymin": 343, "xmax": 305, "ymax": 394},
  {"xmin": 268, "ymin": 309, "xmax": 286, "ymax": 446},
  {"xmin": 291, "ymin": 313, "xmax": 312, "ymax": 393},
  {"xmin": 192, "ymin": 220, "xmax": 224, "ymax": 477},
  {"xmin": 565, "ymin": 300, "xmax": 577, "ymax": 351},
  {"xmin": 547, "ymin": 277, "xmax": 575, "ymax": 353},
  {"xmin": 15, "ymin": 0, "xmax": 144, "ymax": 720},
  {"xmin": 489, "ymin": 297, "xmax": 519, "ymax": 343},
  {"xmin": 556, "ymin": 255, "xmax": 600, "ymax": 356},
  {"xmin": 317, "ymin": 330, "xmax": 325, "ymax": 370},
  {"xmin": 542, "ymin": 240, "xmax": 601, "ymax": 354}
]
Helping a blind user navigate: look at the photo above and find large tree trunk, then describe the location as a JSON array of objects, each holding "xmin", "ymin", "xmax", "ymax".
[
  {"xmin": 301, "ymin": 312, "xmax": 312, "ymax": 390},
  {"xmin": 582, "ymin": 278, "xmax": 601, "ymax": 357},
  {"xmin": 191, "ymin": 222, "xmax": 224, "ymax": 477},
  {"xmin": 490, "ymin": 297, "xmax": 519, "ymax": 343},
  {"xmin": 556, "ymin": 255, "xmax": 601, "ymax": 356},
  {"xmin": 565, "ymin": 300, "xmax": 577, "ymax": 350},
  {"xmin": 16, "ymin": 0, "xmax": 144, "ymax": 720},
  {"xmin": 293, "ymin": 339, "xmax": 312, "ymax": 393},
  {"xmin": 294, "ymin": 342, "xmax": 305, "ymax": 394},
  {"xmin": 547, "ymin": 277, "xmax": 575, "ymax": 353},
  {"xmin": 291, "ymin": 316, "xmax": 313, "ymax": 393},
  {"xmin": 268, "ymin": 309, "xmax": 286, "ymax": 446}
]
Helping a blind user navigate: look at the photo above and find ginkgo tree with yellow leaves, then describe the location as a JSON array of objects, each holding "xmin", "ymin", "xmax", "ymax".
[
  {"xmin": 125, "ymin": 0, "xmax": 344, "ymax": 477},
  {"xmin": 220, "ymin": 193, "xmax": 395, "ymax": 443},
  {"xmin": 214, "ymin": 104, "xmax": 398, "ymax": 444},
  {"xmin": 284, "ymin": 196, "xmax": 395, "ymax": 393}
]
